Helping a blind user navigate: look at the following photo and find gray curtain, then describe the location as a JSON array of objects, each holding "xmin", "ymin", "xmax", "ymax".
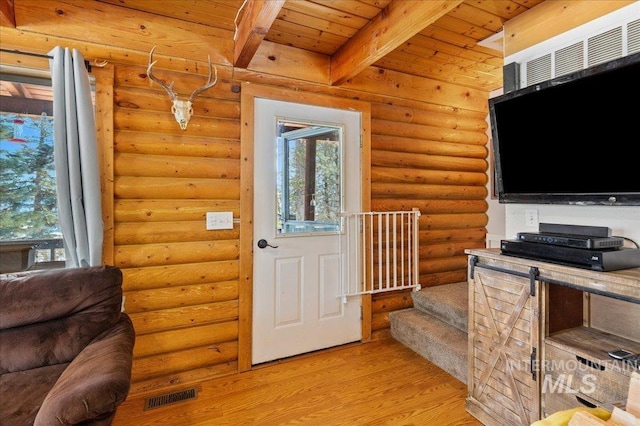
[{"xmin": 49, "ymin": 47, "xmax": 102, "ymax": 268}]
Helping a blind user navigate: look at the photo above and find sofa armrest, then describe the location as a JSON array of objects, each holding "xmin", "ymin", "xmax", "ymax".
[{"xmin": 34, "ymin": 314, "xmax": 135, "ymax": 426}]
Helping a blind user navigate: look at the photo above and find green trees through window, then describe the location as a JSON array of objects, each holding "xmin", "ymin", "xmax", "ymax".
[
  {"xmin": 276, "ymin": 120, "xmax": 343, "ymax": 235},
  {"xmin": 0, "ymin": 76, "xmax": 59, "ymax": 241}
]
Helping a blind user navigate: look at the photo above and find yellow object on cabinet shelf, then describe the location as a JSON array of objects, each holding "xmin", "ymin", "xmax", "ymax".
[
  {"xmin": 533, "ymin": 372, "xmax": 640, "ymax": 426},
  {"xmin": 531, "ymin": 407, "xmax": 611, "ymax": 426}
]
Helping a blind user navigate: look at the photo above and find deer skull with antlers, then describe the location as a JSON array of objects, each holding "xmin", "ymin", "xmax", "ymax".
[{"xmin": 147, "ymin": 46, "xmax": 218, "ymax": 130}]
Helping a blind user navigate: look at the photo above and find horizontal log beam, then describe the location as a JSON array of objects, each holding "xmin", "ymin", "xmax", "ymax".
[
  {"xmin": 115, "ymin": 64, "xmax": 240, "ymax": 102},
  {"xmin": 372, "ymin": 102, "xmax": 487, "ymax": 131},
  {"xmin": 370, "ymin": 199, "xmax": 487, "ymax": 214},
  {"xmin": 419, "ymin": 255, "xmax": 468, "ymax": 275},
  {"xmin": 126, "ymin": 281, "xmax": 239, "ymax": 315},
  {"xmin": 371, "ymin": 151, "xmax": 487, "ymax": 172},
  {"xmin": 115, "ymin": 199, "xmax": 240, "ymax": 223},
  {"xmin": 115, "ymin": 87, "xmax": 240, "ymax": 120},
  {"xmin": 0, "ymin": 25, "xmax": 489, "ymax": 113},
  {"xmin": 372, "ymin": 134, "xmax": 487, "ymax": 158},
  {"xmin": 234, "ymin": 0, "xmax": 285, "ymax": 68},
  {"xmin": 115, "ymin": 153, "xmax": 240, "ymax": 179},
  {"xmin": 115, "ymin": 221, "xmax": 239, "ymax": 245},
  {"xmin": 418, "ymin": 213, "xmax": 488, "ymax": 230},
  {"xmin": 419, "ymin": 241, "xmax": 481, "ymax": 259},
  {"xmin": 372, "ymin": 182, "xmax": 487, "ymax": 199},
  {"xmin": 115, "ymin": 240, "xmax": 239, "ymax": 268},
  {"xmin": 373, "ymin": 118, "xmax": 487, "ymax": 145},
  {"xmin": 128, "ymin": 300, "xmax": 239, "ymax": 336},
  {"xmin": 131, "ymin": 341, "xmax": 238, "ymax": 382},
  {"xmin": 330, "ymin": 0, "xmax": 463, "ymax": 85},
  {"xmin": 371, "ymin": 166, "xmax": 487, "ymax": 186},
  {"xmin": 248, "ymin": 40, "xmax": 330, "ymax": 84},
  {"xmin": 371, "ymin": 312, "xmax": 390, "ymax": 332},
  {"xmin": 420, "ymin": 270, "xmax": 469, "ymax": 287},
  {"xmin": 134, "ymin": 321, "xmax": 238, "ymax": 358},
  {"xmin": 342, "ymin": 65, "xmax": 490, "ymax": 113},
  {"xmin": 418, "ymin": 228, "xmax": 487, "ymax": 244},
  {"xmin": 122, "ymin": 260, "xmax": 239, "ymax": 291},
  {"xmin": 114, "ymin": 131, "xmax": 240, "ymax": 159},
  {"xmin": 114, "ymin": 176, "xmax": 240, "ymax": 200},
  {"xmin": 114, "ymin": 110, "xmax": 240, "ymax": 139},
  {"xmin": 14, "ymin": 0, "xmax": 232, "ymax": 65},
  {"xmin": 372, "ymin": 291, "xmax": 413, "ymax": 313}
]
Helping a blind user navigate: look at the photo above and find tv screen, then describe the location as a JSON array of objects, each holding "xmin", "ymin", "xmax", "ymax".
[{"xmin": 489, "ymin": 52, "xmax": 640, "ymax": 206}]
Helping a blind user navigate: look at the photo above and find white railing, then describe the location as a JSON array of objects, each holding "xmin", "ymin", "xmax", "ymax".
[{"xmin": 340, "ymin": 210, "xmax": 421, "ymax": 302}]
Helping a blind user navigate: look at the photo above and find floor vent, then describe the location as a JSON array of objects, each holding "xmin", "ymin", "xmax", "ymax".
[{"xmin": 144, "ymin": 387, "xmax": 198, "ymax": 410}]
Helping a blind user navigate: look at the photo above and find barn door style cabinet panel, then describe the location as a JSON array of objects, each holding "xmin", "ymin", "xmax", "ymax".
[
  {"xmin": 465, "ymin": 249, "xmax": 640, "ymax": 426},
  {"xmin": 466, "ymin": 250, "xmax": 542, "ymax": 425}
]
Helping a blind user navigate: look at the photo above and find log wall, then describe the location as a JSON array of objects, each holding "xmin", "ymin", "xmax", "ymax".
[
  {"xmin": 1, "ymin": 0, "xmax": 491, "ymax": 395},
  {"xmin": 112, "ymin": 69, "xmax": 242, "ymax": 391},
  {"xmin": 368, "ymin": 100, "xmax": 488, "ymax": 332}
]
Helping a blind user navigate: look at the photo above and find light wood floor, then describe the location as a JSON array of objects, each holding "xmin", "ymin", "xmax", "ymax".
[{"xmin": 113, "ymin": 336, "xmax": 482, "ymax": 425}]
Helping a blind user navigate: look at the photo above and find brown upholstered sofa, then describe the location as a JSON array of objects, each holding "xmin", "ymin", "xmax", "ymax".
[{"xmin": 0, "ymin": 265, "xmax": 135, "ymax": 425}]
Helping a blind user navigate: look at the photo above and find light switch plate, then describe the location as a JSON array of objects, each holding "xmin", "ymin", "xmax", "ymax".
[{"xmin": 206, "ymin": 212, "xmax": 233, "ymax": 230}]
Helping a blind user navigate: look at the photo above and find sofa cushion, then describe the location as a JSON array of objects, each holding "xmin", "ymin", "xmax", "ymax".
[
  {"xmin": 0, "ymin": 363, "xmax": 69, "ymax": 426},
  {"xmin": 0, "ymin": 266, "xmax": 123, "ymax": 374},
  {"xmin": 34, "ymin": 315, "xmax": 135, "ymax": 426}
]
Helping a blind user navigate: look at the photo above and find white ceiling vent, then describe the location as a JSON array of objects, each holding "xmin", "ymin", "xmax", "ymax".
[
  {"xmin": 587, "ymin": 26, "xmax": 622, "ymax": 66},
  {"xmin": 525, "ymin": 54, "xmax": 551, "ymax": 87},
  {"xmin": 516, "ymin": 5, "xmax": 639, "ymax": 89},
  {"xmin": 555, "ymin": 42, "xmax": 584, "ymax": 77},
  {"xmin": 628, "ymin": 19, "xmax": 640, "ymax": 54}
]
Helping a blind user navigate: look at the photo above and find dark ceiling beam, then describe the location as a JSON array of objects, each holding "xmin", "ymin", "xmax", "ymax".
[
  {"xmin": 330, "ymin": 0, "xmax": 463, "ymax": 86},
  {"xmin": 233, "ymin": 0, "xmax": 285, "ymax": 68},
  {"xmin": 0, "ymin": 96, "xmax": 53, "ymax": 116},
  {"xmin": 0, "ymin": 0, "xmax": 15, "ymax": 27}
]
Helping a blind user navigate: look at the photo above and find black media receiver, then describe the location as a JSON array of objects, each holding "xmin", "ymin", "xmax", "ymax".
[
  {"xmin": 516, "ymin": 232, "xmax": 624, "ymax": 249},
  {"xmin": 500, "ymin": 240, "xmax": 640, "ymax": 271},
  {"xmin": 538, "ymin": 223, "xmax": 611, "ymax": 238}
]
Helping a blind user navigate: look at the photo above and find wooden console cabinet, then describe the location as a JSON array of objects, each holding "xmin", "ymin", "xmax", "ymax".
[{"xmin": 465, "ymin": 248, "xmax": 640, "ymax": 426}]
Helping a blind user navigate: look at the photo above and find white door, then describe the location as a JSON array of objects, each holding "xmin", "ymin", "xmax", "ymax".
[{"xmin": 253, "ymin": 98, "xmax": 362, "ymax": 365}]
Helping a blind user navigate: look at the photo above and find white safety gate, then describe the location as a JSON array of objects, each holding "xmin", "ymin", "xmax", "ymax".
[{"xmin": 340, "ymin": 209, "xmax": 421, "ymax": 302}]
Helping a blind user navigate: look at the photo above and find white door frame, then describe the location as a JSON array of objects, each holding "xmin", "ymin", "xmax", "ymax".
[{"xmin": 239, "ymin": 84, "xmax": 371, "ymax": 372}]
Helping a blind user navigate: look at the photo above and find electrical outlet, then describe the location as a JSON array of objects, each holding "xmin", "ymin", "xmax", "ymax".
[
  {"xmin": 525, "ymin": 209, "xmax": 539, "ymax": 228},
  {"xmin": 206, "ymin": 212, "xmax": 233, "ymax": 230}
]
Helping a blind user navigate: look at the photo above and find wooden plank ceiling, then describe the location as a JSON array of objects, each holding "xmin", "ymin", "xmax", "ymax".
[{"xmin": 1, "ymin": 0, "xmax": 547, "ymax": 92}]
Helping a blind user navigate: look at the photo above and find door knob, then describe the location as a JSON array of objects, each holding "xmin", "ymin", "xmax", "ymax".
[{"xmin": 257, "ymin": 239, "xmax": 278, "ymax": 249}]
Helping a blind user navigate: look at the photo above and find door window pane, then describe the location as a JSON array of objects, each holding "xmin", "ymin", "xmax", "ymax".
[{"xmin": 276, "ymin": 120, "xmax": 343, "ymax": 235}]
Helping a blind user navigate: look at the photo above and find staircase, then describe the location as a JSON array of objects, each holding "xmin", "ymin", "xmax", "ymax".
[{"xmin": 389, "ymin": 281, "xmax": 469, "ymax": 384}]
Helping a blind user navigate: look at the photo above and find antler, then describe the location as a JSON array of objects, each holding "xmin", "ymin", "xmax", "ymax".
[
  {"xmin": 189, "ymin": 56, "xmax": 218, "ymax": 102},
  {"xmin": 146, "ymin": 46, "xmax": 218, "ymax": 130},
  {"xmin": 147, "ymin": 46, "xmax": 177, "ymax": 101}
]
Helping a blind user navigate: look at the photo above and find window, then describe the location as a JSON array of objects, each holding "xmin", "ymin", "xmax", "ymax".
[
  {"xmin": 0, "ymin": 70, "xmax": 61, "ymax": 266},
  {"xmin": 276, "ymin": 119, "xmax": 343, "ymax": 235}
]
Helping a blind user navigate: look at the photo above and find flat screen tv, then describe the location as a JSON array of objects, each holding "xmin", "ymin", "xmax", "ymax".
[{"xmin": 489, "ymin": 52, "xmax": 640, "ymax": 206}]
